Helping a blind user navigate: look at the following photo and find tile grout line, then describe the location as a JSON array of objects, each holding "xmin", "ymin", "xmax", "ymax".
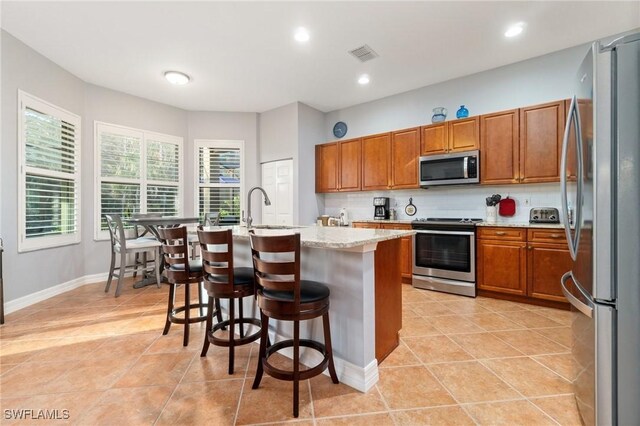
[{"xmin": 233, "ymin": 342, "xmax": 254, "ymax": 425}]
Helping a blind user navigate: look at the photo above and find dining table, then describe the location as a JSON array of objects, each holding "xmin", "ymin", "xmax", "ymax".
[{"xmin": 125, "ymin": 216, "xmax": 200, "ymax": 288}]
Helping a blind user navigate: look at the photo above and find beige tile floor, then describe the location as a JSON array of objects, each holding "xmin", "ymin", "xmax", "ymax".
[{"xmin": 0, "ymin": 279, "xmax": 583, "ymax": 425}]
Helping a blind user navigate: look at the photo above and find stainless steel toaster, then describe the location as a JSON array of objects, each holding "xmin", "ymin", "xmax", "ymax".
[{"xmin": 529, "ymin": 207, "xmax": 560, "ymax": 224}]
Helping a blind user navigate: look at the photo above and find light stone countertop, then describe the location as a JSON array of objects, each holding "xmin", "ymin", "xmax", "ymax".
[
  {"xmin": 476, "ymin": 221, "xmax": 565, "ymax": 229},
  {"xmin": 198, "ymin": 225, "xmax": 415, "ymax": 249},
  {"xmin": 349, "ymin": 219, "xmax": 414, "ymax": 225}
]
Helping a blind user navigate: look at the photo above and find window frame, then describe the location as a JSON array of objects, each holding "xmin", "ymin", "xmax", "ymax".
[
  {"xmin": 193, "ymin": 139, "xmax": 245, "ymax": 225},
  {"xmin": 18, "ymin": 90, "xmax": 82, "ymax": 252},
  {"xmin": 94, "ymin": 121, "xmax": 184, "ymax": 241}
]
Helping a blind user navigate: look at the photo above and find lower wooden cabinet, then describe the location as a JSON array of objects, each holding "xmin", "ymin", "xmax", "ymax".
[
  {"xmin": 477, "ymin": 227, "xmax": 570, "ymax": 307},
  {"xmin": 352, "ymin": 222, "xmax": 413, "ymax": 283}
]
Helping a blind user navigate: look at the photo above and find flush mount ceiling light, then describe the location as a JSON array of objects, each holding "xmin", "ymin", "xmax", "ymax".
[
  {"xmin": 358, "ymin": 74, "xmax": 370, "ymax": 85},
  {"xmin": 164, "ymin": 71, "xmax": 190, "ymax": 85},
  {"xmin": 294, "ymin": 27, "xmax": 310, "ymax": 43},
  {"xmin": 504, "ymin": 22, "xmax": 526, "ymax": 38}
]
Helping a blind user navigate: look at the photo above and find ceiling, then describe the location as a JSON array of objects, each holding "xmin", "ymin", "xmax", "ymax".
[{"xmin": 2, "ymin": 1, "xmax": 639, "ymax": 113}]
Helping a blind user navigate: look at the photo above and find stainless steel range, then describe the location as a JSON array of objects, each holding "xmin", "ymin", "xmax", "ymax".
[{"xmin": 411, "ymin": 218, "xmax": 482, "ymax": 297}]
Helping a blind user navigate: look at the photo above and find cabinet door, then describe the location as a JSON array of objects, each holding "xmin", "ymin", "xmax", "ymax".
[
  {"xmin": 315, "ymin": 143, "xmax": 338, "ymax": 193},
  {"xmin": 477, "ymin": 239, "xmax": 527, "ymax": 295},
  {"xmin": 520, "ymin": 101, "xmax": 564, "ymax": 183},
  {"xmin": 380, "ymin": 223, "xmax": 413, "ymax": 281},
  {"xmin": 391, "ymin": 128, "xmax": 420, "ymax": 189},
  {"xmin": 480, "ymin": 109, "xmax": 520, "ymax": 184},
  {"xmin": 338, "ymin": 138, "xmax": 361, "ymax": 191},
  {"xmin": 362, "ymin": 133, "xmax": 391, "ymax": 190},
  {"xmin": 420, "ymin": 123, "xmax": 448, "ymax": 155},
  {"xmin": 527, "ymin": 242, "xmax": 572, "ymax": 302},
  {"xmin": 448, "ymin": 117, "xmax": 479, "ymax": 152}
]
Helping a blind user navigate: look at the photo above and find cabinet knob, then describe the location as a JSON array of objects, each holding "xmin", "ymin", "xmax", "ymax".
[{"xmin": 528, "ymin": 246, "xmax": 533, "ymax": 250}]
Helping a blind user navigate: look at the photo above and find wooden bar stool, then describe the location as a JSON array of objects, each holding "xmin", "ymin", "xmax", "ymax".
[
  {"xmin": 157, "ymin": 226, "xmax": 207, "ymax": 346},
  {"xmin": 198, "ymin": 227, "xmax": 261, "ymax": 374},
  {"xmin": 249, "ymin": 232, "xmax": 339, "ymax": 418}
]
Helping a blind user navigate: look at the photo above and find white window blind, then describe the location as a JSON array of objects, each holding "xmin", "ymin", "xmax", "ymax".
[
  {"xmin": 19, "ymin": 91, "xmax": 81, "ymax": 252},
  {"xmin": 195, "ymin": 140, "xmax": 244, "ymax": 225},
  {"xmin": 95, "ymin": 122, "xmax": 183, "ymax": 239}
]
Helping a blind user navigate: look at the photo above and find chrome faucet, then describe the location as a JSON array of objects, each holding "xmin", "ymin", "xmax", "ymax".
[{"xmin": 244, "ymin": 186, "xmax": 271, "ymax": 228}]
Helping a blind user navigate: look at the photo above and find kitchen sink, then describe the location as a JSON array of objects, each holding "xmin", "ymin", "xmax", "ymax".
[{"xmin": 251, "ymin": 224, "xmax": 303, "ymax": 230}]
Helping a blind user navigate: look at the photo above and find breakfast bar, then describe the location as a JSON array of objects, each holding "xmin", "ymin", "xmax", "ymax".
[{"xmin": 207, "ymin": 225, "xmax": 414, "ymax": 392}]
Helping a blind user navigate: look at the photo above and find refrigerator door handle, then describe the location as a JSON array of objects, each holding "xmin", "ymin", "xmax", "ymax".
[
  {"xmin": 561, "ymin": 271, "xmax": 593, "ymax": 318},
  {"xmin": 561, "ymin": 96, "xmax": 579, "ymax": 260}
]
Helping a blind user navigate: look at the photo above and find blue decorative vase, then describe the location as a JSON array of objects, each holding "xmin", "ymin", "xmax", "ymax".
[
  {"xmin": 456, "ymin": 105, "xmax": 469, "ymax": 119},
  {"xmin": 431, "ymin": 107, "xmax": 447, "ymax": 123}
]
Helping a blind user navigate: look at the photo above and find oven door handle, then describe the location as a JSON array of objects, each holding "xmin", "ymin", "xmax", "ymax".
[{"xmin": 414, "ymin": 229, "xmax": 475, "ymax": 236}]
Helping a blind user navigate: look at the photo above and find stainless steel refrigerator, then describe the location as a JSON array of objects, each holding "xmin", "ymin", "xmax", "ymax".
[{"xmin": 560, "ymin": 32, "xmax": 640, "ymax": 426}]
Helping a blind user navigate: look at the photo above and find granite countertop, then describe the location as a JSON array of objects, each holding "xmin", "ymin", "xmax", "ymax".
[
  {"xmin": 350, "ymin": 219, "xmax": 414, "ymax": 225},
  {"xmin": 198, "ymin": 225, "xmax": 415, "ymax": 249},
  {"xmin": 476, "ymin": 222, "xmax": 565, "ymax": 229}
]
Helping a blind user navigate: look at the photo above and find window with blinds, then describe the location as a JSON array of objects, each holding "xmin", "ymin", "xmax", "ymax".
[
  {"xmin": 95, "ymin": 122, "xmax": 182, "ymax": 239},
  {"xmin": 18, "ymin": 91, "xmax": 81, "ymax": 252},
  {"xmin": 195, "ymin": 140, "xmax": 244, "ymax": 225}
]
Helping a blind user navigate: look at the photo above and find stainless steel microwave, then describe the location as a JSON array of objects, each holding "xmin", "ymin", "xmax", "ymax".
[{"xmin": 419, "ymin": 150, "xmax": 479, "ymax": 187}]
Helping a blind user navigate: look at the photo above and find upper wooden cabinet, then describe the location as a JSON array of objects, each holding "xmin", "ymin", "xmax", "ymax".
[
  {"xmin": 420, "ymin": 117, "xmax": 479, "ymax": 156},
  {"xmin": 362, "ymin": 133, "xmax": 392, "ymax": 190},
  {"xmin": 339, "ymin": 138, "xmax": 362, "ymax": 191},
  {"xmin": 480, "ymin": 109, "xmax": 520, "ymax": 184},
  {"xmin": 391, "ymin": 128, "xmax": 420, "ymax": 189},
  {"xmin": 520, "ymin": 101, "xmax": 564, "ymax": 183},
  {"xmin": 315, "ymin": 139, "xmax": 361, "ymax": 193}
]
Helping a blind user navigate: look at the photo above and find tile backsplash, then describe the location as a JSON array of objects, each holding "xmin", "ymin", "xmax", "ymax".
[{"xmin": 323, "ymin": 182, "xmax": 561, "ymax": 223}]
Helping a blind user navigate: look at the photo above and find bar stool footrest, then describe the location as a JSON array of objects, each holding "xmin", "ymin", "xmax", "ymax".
[
  {"xmin": 207, "ymin": 317, "xmax": 262, "ymax": 347},
  {"xmin": 169, "ymin": 303, "xmax": 208, "ymax": 325},
  {"xmin": 263, "ymin": 339, "xmax": 330, "ymax": 381}
]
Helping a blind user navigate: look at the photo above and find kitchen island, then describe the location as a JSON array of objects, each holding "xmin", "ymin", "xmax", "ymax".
[{"xmin": 202, "ymin": 225, "xmax": 414, "ymax": 392}]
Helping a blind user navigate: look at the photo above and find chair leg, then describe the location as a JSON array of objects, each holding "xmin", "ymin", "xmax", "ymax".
[
  {"xmin": 293, "ymin": 319, "xmax": 300, "ymax": 418},
  {"xmin": 114, "ymin": 251, "xmax": 127, "ymax": 297},
  {"xmin": 215, "ymin": 298, "xmax": 225, "ymax": 330},
  {"xmin": 228, "ymin": 298, "xmax": 235, "ymax": 375},
  {"xmin": 154, "ymin": 249, "xmax": 162, "ymax": 288},
  {"xmin": 323, "ymin": 312, "xmax": 339, "ymax": 384},
  {"xmin": 238, "ymin": 298, "xmax": 245, "ymax": 338},
  {"xmin": 201, "ymin": 296, "xmax": 213, "ymax": 357},
  {"xmin": 252, "ymin": 311, "xmax": 268, "ymax": 389},
  {"xmin": 105, "ymin": 249, "xmax": 116, "ymax": 293},
  {"xmin": 163, "ymin": 284, "xmax": 175, "ymax": 335},
  {"xmin": 133, "ymin": 253, "xmax": 139, "ymax": 279},
  {"xmin": 198, "ymin": 281, "xmax": 204, "ymax": 317},
  {"xmin": 183, "ymin": 283, "xmax": 191, "ymax": 346}
]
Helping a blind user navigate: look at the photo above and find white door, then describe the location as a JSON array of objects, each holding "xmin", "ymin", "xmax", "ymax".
[{"xmin": 261, "ymin": 159, "xmax": 293, "ymax": 225}]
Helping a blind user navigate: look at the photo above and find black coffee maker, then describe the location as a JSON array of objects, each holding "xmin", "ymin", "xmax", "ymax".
[{"xmin": 373, "ymin": 197, "xmax": 390, "ymax": 220}]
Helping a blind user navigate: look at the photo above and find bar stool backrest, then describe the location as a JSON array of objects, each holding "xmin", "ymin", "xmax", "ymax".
[
  {"xmin": 157, "ymin": 226, "xmax": 190, "ymax": 282},
  {"xmin": 249, "ymin": 232, "xmax": 301, "ymax": 306},
  {"xmin": 105, "ymin": 214, "xmax": 127, "ymax": 251},
  {"xmin": 197, "ymin": 227, "xmax": 234, "ymax": 293}
]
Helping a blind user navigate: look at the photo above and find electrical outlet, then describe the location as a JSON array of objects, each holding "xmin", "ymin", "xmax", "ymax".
[{"xmin": 524, "ymin": 198, "xmax": 530, "ymax": 206}]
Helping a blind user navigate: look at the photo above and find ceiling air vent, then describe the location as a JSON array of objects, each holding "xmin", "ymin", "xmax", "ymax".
[{"xmin": 348, "ymin": 44, "xmax": 378, "ymax": 63}]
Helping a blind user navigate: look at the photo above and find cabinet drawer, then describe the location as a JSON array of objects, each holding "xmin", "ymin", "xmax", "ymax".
[
  {"xmin": 528, "ymin": 228, "xmax": 567, "ymax": 244},
  {"xmin": 477, "ymin": 227, "xmax": 526, "ymax": 241},
  {"xmin": 352, "ymin": 222, "xmax": 381, "ymax": 229},
  {"xmin": 380, "ymin": 223, "xmax": 412, "ymax": 230}
]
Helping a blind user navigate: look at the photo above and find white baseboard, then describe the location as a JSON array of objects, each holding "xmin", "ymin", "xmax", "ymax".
[{"xmin": 4, "ymin": 272, "xmax": 109, "ymax": 314}]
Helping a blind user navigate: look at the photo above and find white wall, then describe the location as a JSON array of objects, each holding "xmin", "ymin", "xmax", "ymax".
[
  {"xmin": 1, "ymin": 31, "xmax": 86, "ymax": 301},
  {"xmin": 297, "ymin": 103, "xmax": 325, "ymax": 225},
  {"xmin": 258, "ymin": 102, "xmax": 297, "ymax": 164},
  {"xmin": 320, "ymin": 43, "xmax": 591, "ymax": 221}
]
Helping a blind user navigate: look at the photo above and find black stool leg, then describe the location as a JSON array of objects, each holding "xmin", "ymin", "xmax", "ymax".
[
  {"xmin": 323, "ymin": 312, "xmax": 339, "ymax": 384},
  {"xmin": 163, "ymin": 284, "xmax": 175, "ymax": 335},
  {"xmin": 198, "ymin": 281, "xmax": 204, "ymax": 317},
  {"xmin": 293, "ymin": 319, "xmax": 300, "ymax": 418},
  {"xmin": 183, "ymin": 283, "xmax": 190, "ymax": 346},
  {"xmin": 215, "ymin": 298, "xmax": 225, "ymax": 330},
  {"xmin": 228, "ymin": 298, "xmax": 235, "ymax": 374},
  {"xmin": 201, "ymin": 296, "xmax": 213, "ymax": 357},
  {"xmin": 238, "ymin": 298, "xmax": 245, "ymax": 338},
  {"xmin": 252, "ymin": 311, "xmax": 269, "ymax": 389}
]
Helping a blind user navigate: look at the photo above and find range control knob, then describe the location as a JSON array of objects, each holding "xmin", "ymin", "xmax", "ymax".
[
  {"xmin": 533, "ymin": 215, "xmax": 539, "ymax": 220},
  {"xmin": 549, "ymin": 215, "xmax": 557, "ymax": 221}
]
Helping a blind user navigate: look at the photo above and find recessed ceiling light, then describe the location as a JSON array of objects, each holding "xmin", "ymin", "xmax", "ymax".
[
  {"xmin": 504, "ymin": 22, "xmax": 525, "ymax": 38},
  {"xmin": 358, "ymin": 74, "xmax": 370, "ymax": 85},
  {"xmin": 294, "ymin": 27, "xmax": 310, "ymax": 43},
  {"xmin": 164, "ymin": 71, "xmax": 190, "ymax": 85}
]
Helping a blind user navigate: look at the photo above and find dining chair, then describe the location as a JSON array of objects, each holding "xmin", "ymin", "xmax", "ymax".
[{"xmin": 104, "ymin": 214, "xmax": 162, "ymax": 297}]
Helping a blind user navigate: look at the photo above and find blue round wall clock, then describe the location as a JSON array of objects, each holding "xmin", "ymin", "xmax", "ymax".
[{"xmin": 333, "ymin": 121, "xmax": 348, "ymax": 139}]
